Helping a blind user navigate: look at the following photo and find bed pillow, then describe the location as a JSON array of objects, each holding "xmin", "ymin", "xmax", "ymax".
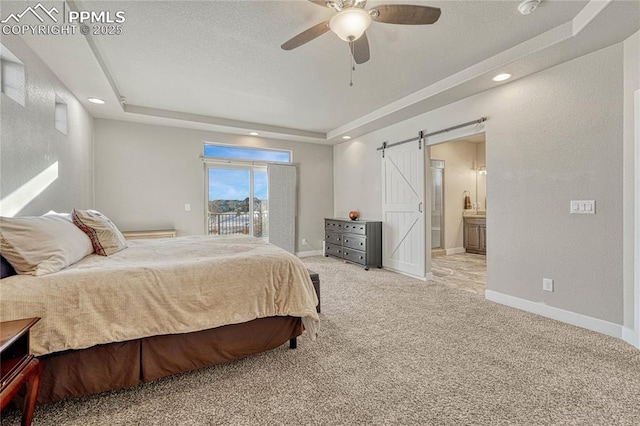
[
  {"xmin": 44, "ymin": 210, "xmax": 72, "ymax": 221},
  {"xmin": 72, "ymin": 209, "xmax": 127, "ymax": 256},
  {"xmin": 0, "ymin": 215, "xmax": 94, "ymax": 276}
]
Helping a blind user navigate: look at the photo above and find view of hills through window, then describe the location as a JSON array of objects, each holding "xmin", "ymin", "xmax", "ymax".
[{"xmin": 204, "ymin": 145, "xmax": 290, "ymax": 238}]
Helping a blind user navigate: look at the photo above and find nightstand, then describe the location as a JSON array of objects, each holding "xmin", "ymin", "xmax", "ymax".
[{"xmin": 1, "ymin": 318, "xmax": 42, "ymax": 426}]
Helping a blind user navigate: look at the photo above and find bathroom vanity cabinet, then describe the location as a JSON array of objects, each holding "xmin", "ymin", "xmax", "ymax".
[{"xmin": 463, "ymin": 216, "xmax": 486, "ymax": 255}]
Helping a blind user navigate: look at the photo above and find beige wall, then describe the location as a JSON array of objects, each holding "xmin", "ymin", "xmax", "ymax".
[
  {"xmin": 93, "ymin": 119, "xmax": 333, "ymax": 254},
  {"xmin": 335, "ymin": 42, "xmax": 624, "ymax": 325},
  {"xmin": 0, "ymin": 36, "xmax": 94, "ymax": 217}
]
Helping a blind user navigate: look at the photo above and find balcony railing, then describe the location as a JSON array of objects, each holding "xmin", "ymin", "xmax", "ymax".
[{"xmin": 208, "ymin": 212, "xmax": 266, "ymax": 237}]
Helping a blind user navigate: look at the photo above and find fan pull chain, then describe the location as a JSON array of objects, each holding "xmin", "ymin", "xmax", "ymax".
[{"xmin": 349, "ymin": 39, "xmax": 355, "ymax": 87}]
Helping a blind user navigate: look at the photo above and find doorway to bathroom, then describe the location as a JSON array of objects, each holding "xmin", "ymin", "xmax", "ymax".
[{"xmin": 428, "ymin": 133, "xmax": 487, "ymax": 294}]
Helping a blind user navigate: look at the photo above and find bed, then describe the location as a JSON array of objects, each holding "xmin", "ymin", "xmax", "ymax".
[{"xmin": 0, "ymin": 233, "xmax": 320, "ymax": 403}]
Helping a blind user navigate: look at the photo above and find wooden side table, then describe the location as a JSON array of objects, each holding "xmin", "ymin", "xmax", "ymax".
[{"xmin": 1, "ymin": 318, "xmax": 42, "ymax": 426}]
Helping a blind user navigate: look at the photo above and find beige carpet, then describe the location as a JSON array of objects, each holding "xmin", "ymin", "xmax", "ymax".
[{"xmin": 3, "ymin": 256, "xmax": 640, "ymax": 425}]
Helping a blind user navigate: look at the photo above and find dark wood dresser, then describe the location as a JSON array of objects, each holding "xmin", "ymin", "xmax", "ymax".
[
  {"xmin": 1, "ymin": 317, "xmax": 42, "ymax": 426},
  {"xmin": 324, "ymin": 218, "xmax": 382, "ymax": 270}
]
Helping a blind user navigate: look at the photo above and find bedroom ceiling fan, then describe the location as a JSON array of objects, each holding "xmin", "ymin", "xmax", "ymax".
[{"xmin": 281, "ymin": 0, "xmax": 442, "ymax": 69}]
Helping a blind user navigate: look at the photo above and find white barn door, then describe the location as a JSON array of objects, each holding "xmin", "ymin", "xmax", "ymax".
[{"xmin": 381, "ymin": 141, "xmax": 426, "ymax": 278}]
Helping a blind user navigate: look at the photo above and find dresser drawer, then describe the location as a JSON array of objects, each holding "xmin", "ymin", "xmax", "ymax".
[
  {"xmin": 325, "ymin": 232, "xmax": 343, "ymax": 245},
  {"xmin": 342, "ymin": 234, "xmax": 366, "ymax": 250},
  {"xmin": 325, "ymin": 220, "xmax": 343, "ymax": 231},
  {"xmin": 343, "ymin": 222, "xmax": 366, "ymax": 235},
  {"xmin": 342, "ymin": 248, "xmax": 366, "ymax": 265},
  {"xmin": 324, "ymin": 218, "xmax": 382, "ymax": 270},
  {"xmin": 324, "ymin": 243, "xmax": 343, "ymax": 258}
]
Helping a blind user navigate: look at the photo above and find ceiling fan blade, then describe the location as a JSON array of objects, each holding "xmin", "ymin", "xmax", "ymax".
[
  {"xmin": 281, "ymin": 21, "xmax": 330, "ymax": 50},
  {"xmin": 352, "ymin": 32, "xmax": 370, "ymax": 64},
  {"xmin": 307, "ymin": 0, "xmax": 330, "ymax": 7},
  {"xmin": 371, "ymin": 5, "xmax": 441, "ymax": 25}
]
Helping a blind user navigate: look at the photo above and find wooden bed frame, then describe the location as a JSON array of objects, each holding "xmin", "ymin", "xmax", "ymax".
[{"xmin": 36, "ymin": 316, "xmax": 303, "ymax": 403}]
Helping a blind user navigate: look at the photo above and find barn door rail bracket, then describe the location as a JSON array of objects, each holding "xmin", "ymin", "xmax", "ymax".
[{"xmin": 377, "ymin": 117, "xmax": 487, "ymax": 155}]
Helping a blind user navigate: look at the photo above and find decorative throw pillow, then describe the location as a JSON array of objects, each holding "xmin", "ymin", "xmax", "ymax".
[
  {"xmin": 0, "ymin": 215, "xmax": 94, "ymax": 276},
  {"xmin": 72, "ymin": 209, "xmax": 127, "ymax": 256}
]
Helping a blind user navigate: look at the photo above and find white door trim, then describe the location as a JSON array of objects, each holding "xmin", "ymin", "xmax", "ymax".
[{"xmin": 631, "ymin": 90, "xmax": 640, "ymax": 348}]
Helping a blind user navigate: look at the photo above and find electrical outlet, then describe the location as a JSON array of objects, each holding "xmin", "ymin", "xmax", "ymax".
[
  {"xmin": 184, "ymin": 204, "xmax": 191, "ymax": 211},
  {"xmin": 301, "ymin": 238, "xmax": 308, "ymax": 245},
  {"xmin": 543, "ymin": 278, "xmax": 554, "ymax": 292}
]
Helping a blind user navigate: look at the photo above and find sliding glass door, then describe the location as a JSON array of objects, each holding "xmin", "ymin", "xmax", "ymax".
[{"xmin": 206, "ymin": 166, "xmax": 268, "ymax": 239}]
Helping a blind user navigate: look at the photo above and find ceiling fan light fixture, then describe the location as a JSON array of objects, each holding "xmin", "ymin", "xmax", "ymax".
[{"xmin": 329, "ymin": 7, "xmax": 372, "ymax": 42}]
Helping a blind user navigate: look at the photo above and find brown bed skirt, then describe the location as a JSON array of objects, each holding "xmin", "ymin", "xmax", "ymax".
[{"xmin": 36, "ymin": 316, "xmax": 303, "ymax": 403}]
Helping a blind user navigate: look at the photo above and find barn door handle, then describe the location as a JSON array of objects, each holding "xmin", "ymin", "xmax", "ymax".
[{"xmin": 418, "ymin": 202, "xmax": 423, "ymax": 213}]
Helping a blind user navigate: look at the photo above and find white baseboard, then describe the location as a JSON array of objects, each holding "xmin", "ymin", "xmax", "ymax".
[
  {"xmin": 622, "ymin": 327, "xmax": 640, "ymax": 348},
  {"xmin": 445, "ymin": 247, "xmax": 466, "ymax": 255},
  {"xmin": 485, "ymin": 290, "xmax": 626, "ymax": 341},
  {"xmin": 296, "ymin": 250, "xmax": 323, "ymax": 258}
]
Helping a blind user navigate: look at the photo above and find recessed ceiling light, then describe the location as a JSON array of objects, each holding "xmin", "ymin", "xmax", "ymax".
[
  {"xmin": 249, "ymin": 132, "xmax": 259, "ymax": 136},
  {"xmin": 492, "ymin": 73, "xmax": 511, "ymax": 82},
  {"xmin": 87, "ymin": 97, "xmax": 106, "ymax": 104},
  {"xmin": 342, "ymin": 136, "xmax": 352, "ymax": 140}
]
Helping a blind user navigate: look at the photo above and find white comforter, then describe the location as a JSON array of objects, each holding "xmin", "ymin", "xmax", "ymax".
[{"xmin": 0, "ymin": 235, "xmax": 319, "ymax": 355}]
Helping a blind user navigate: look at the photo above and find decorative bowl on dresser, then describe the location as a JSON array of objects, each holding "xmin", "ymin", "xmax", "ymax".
[{"xmin": 324, "ymin": 218, "xmax": 382, "ymax": 270}]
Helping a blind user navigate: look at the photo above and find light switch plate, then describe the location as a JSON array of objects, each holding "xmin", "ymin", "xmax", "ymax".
[{"xmin": 570, "ymin": 200, "xmax": 595, "ymax": 214}]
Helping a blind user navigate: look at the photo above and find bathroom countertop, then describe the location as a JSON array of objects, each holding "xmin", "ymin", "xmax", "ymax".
[{"xmin": 463, "ymin": 210, "xmax": 486, "ymax": 218}]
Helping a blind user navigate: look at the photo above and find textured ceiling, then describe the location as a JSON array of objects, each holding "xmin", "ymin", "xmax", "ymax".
[
  {"xmin": 11, "ymin": 0, "xmax": 640, "ymax": 142},
  {"xmin": 83, "ymin": 0, "xmax": 588, "ymax": 133}
]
